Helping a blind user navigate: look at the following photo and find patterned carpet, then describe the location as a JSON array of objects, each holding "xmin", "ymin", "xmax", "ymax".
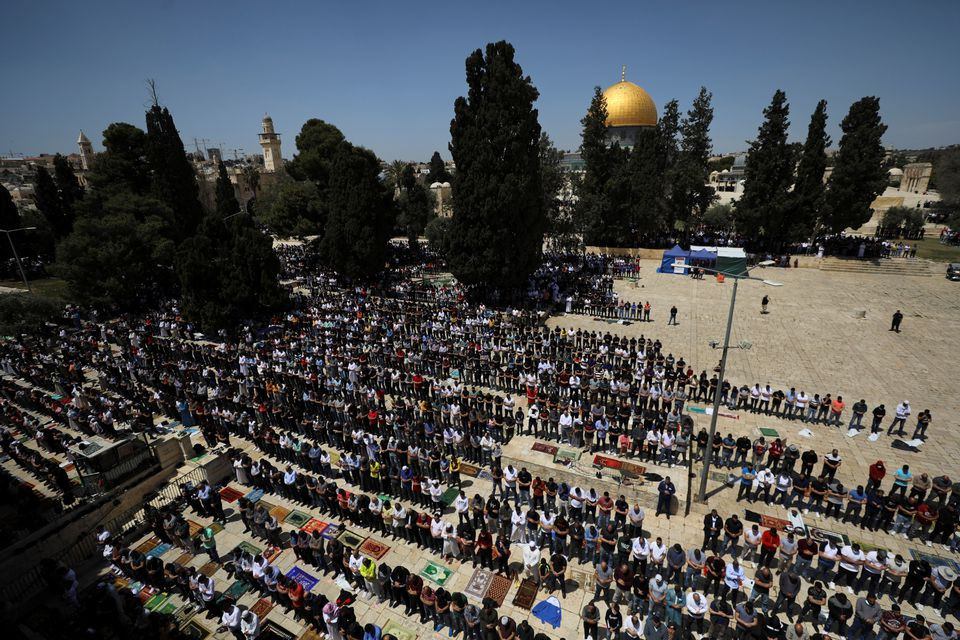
[{"xmin": 485, "ymin": 574, "xmax": 512, "ymax": 607}]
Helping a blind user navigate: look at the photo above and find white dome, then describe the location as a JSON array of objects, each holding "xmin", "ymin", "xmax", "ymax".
[
  {"xmin": 888, "ymin": 167, "xmax": 903, "ymax": 176},
  {"xmin": 429, "ymin": 182, "xmax": 443, "ymax": 189},
  {"xmin": 440, "ymin": 181, "xmax": 451, "ymax": 188}
]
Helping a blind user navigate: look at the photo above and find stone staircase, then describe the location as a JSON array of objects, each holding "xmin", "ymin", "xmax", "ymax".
[{"xmin": 818, "ymin": 257, "xmax": 933, "ymax": 277}]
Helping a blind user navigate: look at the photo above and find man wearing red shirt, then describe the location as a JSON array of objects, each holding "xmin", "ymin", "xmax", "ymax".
[
  {"xmin": 758, "ymin": 528, "xmax": 781, "ymax": 568},
  {"xmin": 867, "ymin": 460, "xmax": 886, "ymax": 493}
]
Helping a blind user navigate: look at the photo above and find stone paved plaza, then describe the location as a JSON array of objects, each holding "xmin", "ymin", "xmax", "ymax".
[{"xmin": 96, "ymin": 260, "xmax": 960, "ymax": 640}]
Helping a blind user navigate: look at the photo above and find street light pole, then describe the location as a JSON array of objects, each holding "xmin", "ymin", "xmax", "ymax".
[
  {"xmin": 0, "ymin": 227, "xmax": 37, "ymax": 292},
  {"xmin": 698, "ymin": 276, "xmax": 739, "ymax": 502}
]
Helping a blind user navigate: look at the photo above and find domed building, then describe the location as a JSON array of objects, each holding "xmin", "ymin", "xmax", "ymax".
[{"xmin": 602, "ymin": 67, "xmax": 657, "ymax": 147}]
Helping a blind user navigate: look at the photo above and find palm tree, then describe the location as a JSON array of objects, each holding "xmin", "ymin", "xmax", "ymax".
[{"xmin": 385, "ymin": 160, "xmax": 408, "ymax": 197}]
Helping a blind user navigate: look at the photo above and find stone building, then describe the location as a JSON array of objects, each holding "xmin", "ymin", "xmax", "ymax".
[{"xmin": 899, "ymin": 162, "xmax": 932, "ymax": 194}]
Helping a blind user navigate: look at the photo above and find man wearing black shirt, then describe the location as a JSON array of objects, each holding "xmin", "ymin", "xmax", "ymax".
[
  {"xmin": 631, "ymin": 571, "xmax": 649, "ymax": 616},
  {"xmin": 723, "ymin": 514, "xmax": 743, "ymax": 556},
  {"xmin": 390, "ymin": 565, "xmax": 410, "ymax": 608},
  {"xmin": 583, "ymin": 601, "xmax": 600, "ymax": 640},
  {"xmin": 549, "ymin": 552, "xmax": 568, "ymax": 598},
  {"xmin": 899, "ymin": 558, "xmax": 932, "ymax": 604},
  {"xmin": 702, "ymin": 509, "xmax": 723, "ymax": 552},
  {"xmin": 800, "ymin": 449, "xmax": 818, "ymax": 477},
  {"xmin": 606, "ymin": 603, "xmax": 623, "ymax": 640}
]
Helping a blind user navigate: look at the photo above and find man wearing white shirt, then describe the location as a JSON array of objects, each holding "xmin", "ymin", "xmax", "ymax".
[
  {"xmin": 454, "ymin": 491, "xmax": 470, "ymax": 525},
  {"xmin": 686, "ymin": 590, "xmax": 709, "ymax": 635},
  {"xmin": 240, "ymin": 610, "xmax": 260, "ymax": 640},
  {"xmin": 219, "ymin": 603, "xmax": 242, "ymax": 637},
  {"xmin": 723, "ymin": 558, "xmax": 745, "ymax": 604},
  {"xmin": 837, "ymin": 543, "xmax": 865, "ymax": 594},
  {"xmin": 650, "ymin": 537, "xmax": 667, "ymax": 574},
  {"xmin": 632, "ymin": 535, "xmax": 650, "ymax": 576},
  {"xmin": 523, "ymin": 541, "xmax": 541, "ymax": 583},
  {"xmin": 559, "ymin": 411, "xmax": 573, "ymax": 444}
]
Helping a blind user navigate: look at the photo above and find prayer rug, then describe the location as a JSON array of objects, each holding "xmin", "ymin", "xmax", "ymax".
[
  {"xmin": 174, "ymin": 552, "xmax": 194, "ymax": 566},
  {"xmin": 485, "ymin": 574, "xmax": 512, "ymax": 607},
  {"xmin": 758, "ymin": 427, "xmax": 780, "ymax": 438},
  {"xmin": 382, "ymin": 620, "xmax": 417, "ymax": 640},
  {"xmin": 146, "ymin": 543, "xmax": 172, "ymax": 558},
  {"xmin": 237, "ymin": 541, "xmax": 262, "ymax": 557},
  {"xmin": 322, "ymin": 523, "xmax": 340, "ymax": 540},
  {"xmin": 182, "ymin": 619, "xmax": 209, "ymax": 639},
  {"xmin": 219, "ymin": 486, "xmax": 244, "ymax": 503},
  {"xmin": 359, "ymin": 537, "xmax": 390, "ymax": 560},
  {"xmin": 284, "ymin": 510, "xmax": 311, "ymax": 528},
  {"xmin": 553, "ymin": 449, "xmax": 580, "ymax": 465},
  {"xmin": 459, "ymin": 463, "xmax": 480, "ymax": 477},
  {"xmin": 269, "ymin": 505, "xmax": 291, "ymax": 522},
  {"xmin": 244, "ymin": 488, "xmax": 264, "ymax": 503},
  {"xmin": 336, "ymin": 528, "xmax": 365, "ymax": 549},
  {"xmin": 464, "ymin": 567, "xmax": 493, "ymax": 599},
  {"xmin": 258, "ymin": 500, "xmax": 277, "ymax": 514},
  {"xmin": 208, "ymin": 522, "xmax": 224, "ymax": 534},
  {"xmin": 172, "ymin": 603, "xmax": 196, "ymax": 626},
  {"xmin": 135, "ymin": 538, "xmax": 159, "ymax": 554},
  {"xmin": 419, "ymin": 561, "xmax": 453, "ymax": 586},
  {"xmin": 259, "ymin": 620, "xmax": 296, "ymax": 639},
  {"xmin": 743, "ymin": 510, "xmax": 790, "ymax": 531},
  {"xmin": 512, "ymin": 578, "xmax": 539, "ymax": 610},
  {"xmin": 222, "ymin": 580, "xmax": 251, "ymax": 601},
  {"xmin": 300, "ymin": 519, "xmax": 329, "ymax": 535},
  {"xmin": 187, "ymin": 520, "xmax": 203, "ymax": 538},
  {"xmin": 441, "ymin": 486, "xmax": 460, "ymax": 506},
  {"xmin": 137, "ymin": 585, "xmax": 156, "ymax": 604},
  {"xmin": 805, "ymin": 525, "xmax": 849, "ymax": 548},
  {"xmin": 687, "ymin": 406, "xmax": 707, "ymax": 414},
  {"xmin": 264, "ymin": 545, "xmax": 283, "ymax": 563},
  {"xmin": 199, "ymin": 561, "xmax": 219, "ymax": 577},
  {"xmin": 531, "ymin": 442, "xmax": 559, "ymax": 456},
  {"xmin": 286, "ymin": 566, "xmax": 319, "ymax": 591},
  {"xmin": 159, "ymin": 601, "xmax": 178, "ymax": 615},
  {"xmin": 910, "ymin": 549, "xmax": 960, "ymax": 573},
  {"xmin": 250, "ymin": 597, "xmax": 275, "ymax": 619},
  {"xmin": 144, "ymin": 592, "xmax": 170, "ymax": 611}
]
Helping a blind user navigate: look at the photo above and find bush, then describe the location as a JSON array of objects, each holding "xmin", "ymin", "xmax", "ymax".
[{"xmin": 0, "ymin": 294, "xmax": 62, "ymax": 335}]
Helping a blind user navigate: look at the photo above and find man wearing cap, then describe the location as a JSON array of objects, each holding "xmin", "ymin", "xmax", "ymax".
[
  {"xmin": 649, "ymin": 574, "xmax": 668, "ymax": 619},
  {"xmin": 924, "ymin": 564, "xmax": 958, "ymax": 609}
]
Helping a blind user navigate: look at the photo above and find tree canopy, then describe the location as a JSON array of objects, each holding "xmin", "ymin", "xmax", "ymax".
[
  {"xmin": 823, "ymin": 97, "xmax": 888, "ymax": 233},
  {"xmin": 260, "ymin": 180, "xmax": 325, "ymax": 237},
  {"xmin": 671, "ymin": 87, "xmax": 716, "ymax": 234},
  {"xmin": 791, "ymin": 100, "xmax": 830, "ymax": 241},
  {"xmin": 145, "ymin": 104, "xmax": 203, "ymax": 239},
  {"xmin": 427, "ymin": 151, "xmax": 452, "ymax": 184},
  {"xmin": 447, "ymin": 41, "xmax": 545, "ymax": 290},
  {"xmin": 736, "ymin": 90, "xmax": 794, "ymax": 248}
]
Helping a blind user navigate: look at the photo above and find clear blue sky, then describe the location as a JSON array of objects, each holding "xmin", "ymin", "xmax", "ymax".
[{"xmin": 3, "ymin": 0, "xmax": 958, "ymax": 162}]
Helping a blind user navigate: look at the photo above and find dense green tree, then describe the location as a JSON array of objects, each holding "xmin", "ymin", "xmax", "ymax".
[
  {"xmin": 736, "ymin": 90, "xmax": 794, "ymax": 247},
  {"xmin": 880, "ymin": 206, "xmax": 925, "ymax": 237},
  {"xmin": 540, "ymin": 133, "xmax": 577, "ymax": 250},
  {"xmin": 671, "ymin": 87, "xmax": 716, "ymax": 234},
  {"xmin": 318, "ymin": 145, "xmax": 395, "ymax": 279},
  {"xmin": 17, "ymin": 209, "xmax": 55, "ymax": 259},
  {"xmin": 0, "ymin": 184, "xmax": 19, "ymax": 231},
  {"xmin": 145, "ymin": 104, "xmax": 203, "ymax": 239},
  {"xmin": 260, "ymin": 180, "xmax": 325, "ymax": 237},
  {"xmin": 427, "ymin": 151, "xmax": 452, "ymax": 184},
  {"xmin": 214, "ymin": 162, "xmax": 240, "ymax": 218},
  {"xmin": 655, "ymin": 100, "xmax": 682, "ymax": 232},
  {"xmin": 823, "ymin": 97, "xmax": 888, "ymax": 233},
  {"xmin": 424, "ymin": 216, "xmax": 451, "ymax": 255},
  {"xmin": 447, "ymin": 41, "xmax": 545, "ymax": 289},
  {"xmin": 52, "ymin": 154, "xmax": 83, "ymax": 238},
  {"xmin": 703, "ymin": 203, "xmax": 733, "ymax": 230},
  {"xmin": 627, "ymin": 127, "xmax": 663, "ymax": 234},
  {"xmin": 577, "ymin": 87, "xmax": 626, "ymax": 245},
  {"xmin": 33, "ymin": 166, "xmax": 63, "ymax": 237},
  {"xmin": 176, "ymin": 212, "xmax": 285, "ymax": 331},
  {"xmin": 56, "ymin": 193, "xmax": 175, "ymax": 310},
  {"xmin": 397, "ymin": 164, "xmax": 434, "ymax": 248},
  {"xmin": 792, "ymin": 100, "xmax": 830, "ymax": 241},
  {"xmin": 286, "ymin": 119, "xmax": 347, "ymax": 186},
  {"xmin": 934, "ymin": 147, "xmax": 960, "ymax": 207},
  {"xmin": 55, "ymin": 123, "xmax": 176, "ymax": 309}
]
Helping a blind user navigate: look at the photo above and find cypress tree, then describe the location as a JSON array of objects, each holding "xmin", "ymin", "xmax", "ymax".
[
  {"xmin": 33, "ymin": 166, "xmax": 63, "ymax": 235},
  {"xmin": 792, "ymin": 100, "xmax": 830, "ymax": 241},
  {"xmin": 0, "ymin": 184, "xmax": 18, "ymax": 231},
  {"xmin": 823, "ymin": 97, "xmax": 888, "ymax": 233},
  {"xmin": 145, "ymin": 104, "xmax": 203, "ymax": 238},
  {"xmin": 577, "ymin": 87, "xmax": 627, "ymax": 245},
  {"xmin": 655, "ymin": 100, "xmax": 681, "ymax": 232},
  {"xmin": 447, "ymin": 41, "xmax": 545, "ymax": 290},
  {"xmin": 427, "ymin": 151, "xmax": 451, "ymax": 184},
  {"xmin": 319, "ymin": 145, "xmax": 395, "ymax": 279},
  {"xmin": 736, "ymin": 90, "xmax": 794, "ymax": 248},
  {"xmin": 397, "ymin": 163, "xmax": 434, "ymax": 249},
  {"xmin": 628, "ymin": 127, "xmax": 663, "ymax": 234},
  {"xmin": 53, "ymin": 154, "xmax": 83, "ymax": 238},
  {"xmin": 214, "ymin": 162, "xmax": 240, "ymax": 219},
  {"xmin": 672, "ymin": 88, "xmax": 716, "ymax": 235}
]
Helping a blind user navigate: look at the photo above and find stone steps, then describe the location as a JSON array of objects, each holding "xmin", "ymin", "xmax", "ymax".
[{"xmin": 818, "ymin": 257, "xmax": 932, "ymax": 277}]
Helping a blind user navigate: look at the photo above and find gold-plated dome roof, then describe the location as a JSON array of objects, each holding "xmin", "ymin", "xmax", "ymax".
[{"xmin": 603, "ymin": 80, "xmax": 657, "ymax": 128}]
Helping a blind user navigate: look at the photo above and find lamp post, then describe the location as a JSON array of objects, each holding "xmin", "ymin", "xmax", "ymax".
[
  {"xmin": 0, "ymin": 226, "xmax": 37, "ymax": 292},
  {"xmin": 671, "ymin": 260, "xmax": 782, "ymax": 503}
]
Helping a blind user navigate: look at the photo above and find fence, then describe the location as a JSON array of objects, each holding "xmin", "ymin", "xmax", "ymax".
[{"xmin": 0, "ymin": 464, "xmax": 209, "ymax": 608}]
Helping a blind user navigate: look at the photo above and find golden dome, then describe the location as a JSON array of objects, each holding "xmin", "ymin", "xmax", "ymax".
[{"xmin": 603, "ymin": 80, "xmax": 657, "ymax": 128}]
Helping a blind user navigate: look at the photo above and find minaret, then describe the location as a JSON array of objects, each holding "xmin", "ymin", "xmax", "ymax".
[
  {"xmin": 259, "ymin": 115, "xmax": 282, "ymax": 172},
  {"xmin": 77, "ymin": 131, "xmax": 94, "ymax": 171}
]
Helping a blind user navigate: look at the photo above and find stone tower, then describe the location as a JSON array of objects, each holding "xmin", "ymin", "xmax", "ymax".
[
  {"xmin": 77, "ymin": 131, "xmax": 94, "ymax": 171},
  {"xmin": 259, "ymin": 115, "xmax": 282, "ymax": 172}
]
